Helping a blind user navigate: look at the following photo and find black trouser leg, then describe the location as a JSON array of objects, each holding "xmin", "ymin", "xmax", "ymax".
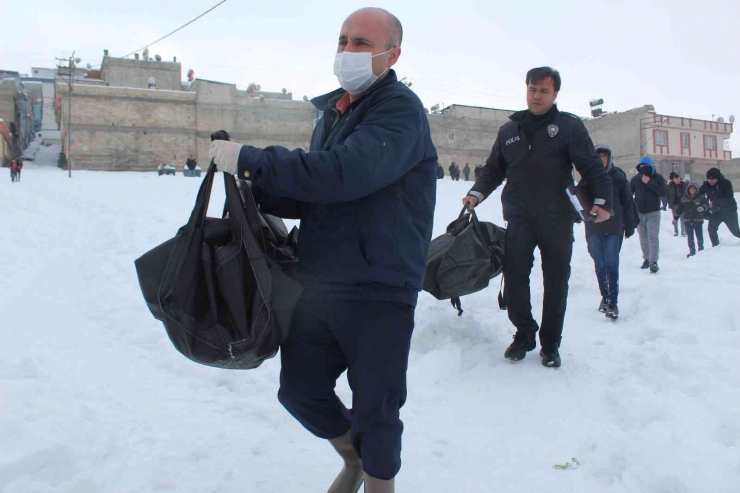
[
  {"xmin": 536, "ymin": 219, "xmax": 574, "ymax": 349},
  {"xmin": 696, "ymin": 224, "xmax": 705, "ymax": 249},
  {"xmin": 708, "ymin": 217, "xmax": 721, "ymax": 246},
  {"xmin": 503, "ymin": 217, "xmax": 539, "ymax": 339},
  {"xmin": 724, "ymin": 209, "xmax": 740, "ymax": 238},
  {"xmin": 686, "ymin": 222, "xmax": 696, "ymax": 252}
]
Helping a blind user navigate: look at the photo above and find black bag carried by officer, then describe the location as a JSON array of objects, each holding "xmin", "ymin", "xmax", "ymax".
[
  {"xmin": 423, "ymin": 208, "xmax": 506, "ymax": 316},
  {"xmin": 134, "ymin": 162, "xmax": 303, "ymax": 369}
]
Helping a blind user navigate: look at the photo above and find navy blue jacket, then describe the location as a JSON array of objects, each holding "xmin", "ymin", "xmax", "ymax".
[{"xmin": 237, "ymin": 71, "xmax": 438, "ymax": 306}]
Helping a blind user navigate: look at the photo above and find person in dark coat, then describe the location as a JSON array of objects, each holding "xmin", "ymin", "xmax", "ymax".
[
  {"xmin": 463, "ymin": 163, "xmax": 470, "ymax": 181},
  {"xmin": 436, "ymin": 164, "xmax": 444, "ymax": 179},
  {"xmin": 462, "ymin": 67, "xmax": 613, "ymax": 368},
  {"xmin": 666, "ymin": 172, "xmax": 687, "ymax": 236},
  {"xmin": 580, "ymin": 145, "xmax": 637, "ymax": 320},
  {"xmin": 699, "ymin": 168, "xmax": 740, "ymax": 247},
  {"xmin": 676, "ymin": 182, "xmax": 709, "ymax": 257},
  {"xmin": 208, "ymin": 8, "xmax": 436, "ymax": 491},
  {"xmin": 185, "ymin": 155, "xmax": 197, "ymax": 170},
  {"xmin": 16, "ymin": 159, "xmax": 22, "ymax": 182},
  {"xmin": 630, "ymin": 156, "xmax": 666, "ymax": 273},
  {"xmin": 474, "ymin": 164, "xmax": 483, "ymax": 180},
  {"xmin": 448, "ymin": 162, "xmax": 456, "ymax": 180}
]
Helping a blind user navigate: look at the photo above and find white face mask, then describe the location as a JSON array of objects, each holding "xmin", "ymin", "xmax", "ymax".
[{"xmin": 333, "ymin": 48, "xmax": 392, "ymax": 95}]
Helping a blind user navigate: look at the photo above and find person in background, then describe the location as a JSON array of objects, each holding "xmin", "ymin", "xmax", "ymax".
[
  {"xmin": 474, "ymin": 164, "xmax": 483, "ymax": 180},
  {"xmin": 448, "ymin": 162, "xmax": 456, "ymax": 180},
  {"xmin": 630, "ymin": 156, "xmax": 666, "ymax": 274},
  {"xmin": 581, "ymin": 145, "xmax": 637, "ymax": 320},
  {"xmin": 676, "ymin": 182, "xmax": 709, "ymax": 257},
  {"xmin": 185, "ymin": 155, "xmax": 197, "ymax": 171},
  {"xmin": 666, "ymin": 172, "xmax": 687, "ymax": 237},
  {"xmin": 9, "ymin": 158, "xmax": 18, "ymax": 183},
  {"xmin": 436, "ymin": 164, "xmax": 445, "ymax": 180},
  {"xmin": 16, "ymin": 159, "xmax": 22, "ymax": 182},
  {"xmin": 700, "ymin": 168, "xmax": 740, "ymax": 247},
  {"xmin": 463, "ymin": 163, "xmax": 470, "ymax": 181}
]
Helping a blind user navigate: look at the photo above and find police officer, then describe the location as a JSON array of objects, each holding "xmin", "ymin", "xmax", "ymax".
[{"xmin": 462, "ymin": 67, "xmax": 613, "ymax": 368}]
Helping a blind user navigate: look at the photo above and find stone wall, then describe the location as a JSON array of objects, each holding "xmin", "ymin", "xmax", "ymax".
[
  {"xmin": 101, "ymin": 57, "xmax": 182, "ymax": 91},
  {"xmin": 584, "ymin": 105, "xmax": 653, "ymax": 176},
  {"xmin": 429, "ymin": 105, "xmax": 512, "ymax": 172},
  {"xmin": 58, "ymin": 83, "xmax": 197, "ymax": 171}
]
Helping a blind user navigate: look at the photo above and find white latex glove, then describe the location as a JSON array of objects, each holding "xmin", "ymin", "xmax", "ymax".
[{"xmin": 208, "ymin": 140, "xmax": 243, "ymax": 175}]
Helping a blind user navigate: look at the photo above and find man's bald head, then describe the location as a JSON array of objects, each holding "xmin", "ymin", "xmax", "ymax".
[{"xmin": 344, "ymin": 8, "xmax": 403, "ymax": 50}]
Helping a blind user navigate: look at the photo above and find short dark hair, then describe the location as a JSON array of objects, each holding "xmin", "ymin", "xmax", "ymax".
[{"xmin": 526, "ymin": 67, "xmax": 561, "ymax": 92}]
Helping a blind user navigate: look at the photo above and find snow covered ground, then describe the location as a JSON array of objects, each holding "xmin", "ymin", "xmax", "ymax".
[{"xmin": 2, "ymin": 162, "xmax": 739, "ymax": 493}]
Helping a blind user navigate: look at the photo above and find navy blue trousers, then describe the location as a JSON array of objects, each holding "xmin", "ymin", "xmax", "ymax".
[
  {"xmin": 587, "ymin": 233, "xmax": 622, "ymax": 305},
  {"xmin": 278, "ymin": 298, "xmax": 415, "ymax": 480},
  {"xmin": 685, "ymin": 221, "xmax": 704, "ymax": 252}
]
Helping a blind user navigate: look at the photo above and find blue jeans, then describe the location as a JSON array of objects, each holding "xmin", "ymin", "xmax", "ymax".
[{"xmin": 587, "ymin": 234, "xmax": 622, "ymax": 305}]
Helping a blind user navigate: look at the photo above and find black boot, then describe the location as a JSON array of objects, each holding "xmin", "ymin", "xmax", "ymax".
[
  {"xmin": 540, "ymin": 346, "xmax": 561, "ymax": 368},
  {"xmin": 649, "ymin": 262, "xmax": 659, "ymax": 274},
  {"xmin": 605, "ymin": 304, "xmax": 619, "ymax": 320},
  {"xmin": 641, "ymin": 260, "xmax": 650, "ymax": 269},
  {"xmin": 504, "ymin": 332, "xmax": 536, "ymax": 361},
  {"xmin": 598, "ymin": 297, "xmax": 608, "ymax": 313}
]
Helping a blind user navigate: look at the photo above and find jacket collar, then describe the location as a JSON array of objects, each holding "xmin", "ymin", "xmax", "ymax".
[
  {"xmin": 311, "ymin": 70, "xmax": 399, "ymax": 112},
  {"xmin": 509, "ymin": 104, "xmax": 560, "ymax": 124}
]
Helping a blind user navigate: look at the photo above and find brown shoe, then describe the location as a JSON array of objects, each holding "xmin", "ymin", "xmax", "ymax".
[
  {"xmin": 328, "ymin": 431, "xmax": 364, "ymax": 493},
  {"xmin": 364, "ymin": 474, "xmax": 394, "ymax": 492}
]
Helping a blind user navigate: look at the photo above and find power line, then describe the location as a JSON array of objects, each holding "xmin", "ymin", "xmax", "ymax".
[
  {"xmin": 89, "ymin": 0, "xmax": 228, "ymax": 69},
  {"xmin": 121, "ymin": 0, "xmax": 228, "ymax": 59}
]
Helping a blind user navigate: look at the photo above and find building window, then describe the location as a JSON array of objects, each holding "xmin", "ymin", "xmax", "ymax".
[
  {"xmin": 681, "ymin": 133, "xmax": 690, "ymax": 148},
  {"xmin": 656, "ymin": 131, "xmax": 668, "ymax": 146},
  {"xmin": 705, "ymin": 135, "xmax": 717, "ymax": 150},
  {"xmin": 725, "ymin": 139, "xmax": 731, "ymax": 152}
]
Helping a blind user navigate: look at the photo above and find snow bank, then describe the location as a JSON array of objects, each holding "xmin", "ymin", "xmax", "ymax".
[{"xmin": 1, "ymin": 168, "xmax": 739, "ymax": 492}]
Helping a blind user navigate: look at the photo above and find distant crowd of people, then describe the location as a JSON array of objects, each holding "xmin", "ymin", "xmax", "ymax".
[{"xmin": 437, "ymin": 162, "xmax": 483, "ymax": 181}]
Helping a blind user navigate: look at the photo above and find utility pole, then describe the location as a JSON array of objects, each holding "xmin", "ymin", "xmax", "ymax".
[{"xmin": 56, "ymin": 52, "xmax": 79, "ymax": 178}]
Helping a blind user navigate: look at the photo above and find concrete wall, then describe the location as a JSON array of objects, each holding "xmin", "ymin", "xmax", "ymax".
[
  {"xmin": 101, "ymin": 57, "xmax": 182, "ymax": 91},
  {"xmin": 584, "ymin": 105, "xmax": 652, "ymax": 176},
  {"xmin": 58, "ymin": 83, "xmax": 197, "ymax": 171},
  {"xmin": 429, "ymin": 105, "xmax": 513, "ymax": 173},
  {"xmin": 192, "ymin": 80, "xmax": 314, "ymax": 168},
  {"xmin": 0, "ymin": 80, "xmax": 16, "ymax": 125}
]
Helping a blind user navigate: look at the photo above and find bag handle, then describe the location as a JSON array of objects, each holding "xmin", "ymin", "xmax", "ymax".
[
  {"xmin": 222, "ymin": 172, "xmax": 269, "ymax": 255},
  {"xmin": 185, "ymin": 160, "xmax": 218, "ymax": 233}
]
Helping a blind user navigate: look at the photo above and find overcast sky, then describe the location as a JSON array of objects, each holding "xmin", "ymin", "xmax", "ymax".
[{"xmin": 3, "ymin": 0, "xmax": 739, "ymax": 154}]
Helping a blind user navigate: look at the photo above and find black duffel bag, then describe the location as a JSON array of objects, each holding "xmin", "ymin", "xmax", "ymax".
[
  {"xmin": 423, "ymin": 207, "xmax": 505, "ymax": 316},
  {"xmin": 134, "ymin": 162, "xmax": 303, "ymax": 369}
]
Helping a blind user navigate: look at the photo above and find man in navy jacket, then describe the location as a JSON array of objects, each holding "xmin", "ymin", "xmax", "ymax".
[{"xmin": 209, "ymin": 8, "xmax": 437, "ymax": 492}]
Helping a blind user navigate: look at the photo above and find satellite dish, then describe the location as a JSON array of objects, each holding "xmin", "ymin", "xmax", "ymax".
[
  {"xmin": 282, "ymin": 88, "xmax": 287, "ymax": 94},
  {"xmin": 154, "ymin": 54, "xmax": 162, "ymax": 62},
  {"xmin": 717, "ymin": 117, "xmax": 725, "ymax": 123},
  {"xmin": 730, "ymin": 115, "xmax": 736, "ymax": 124},
  {"xmin": 75, "ymin": 58, "xmax": 81, "ymax": 64},
  {"xmin": 302, "ymin": 95, "xmax": 309, "ymax": 102},
  {"xmin": 86, "ymin": 63, "xmax": 92, "ymax": 70}
]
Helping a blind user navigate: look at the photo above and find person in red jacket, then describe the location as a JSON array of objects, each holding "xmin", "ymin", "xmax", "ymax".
[{"xmin": 9, "ymin": 158, "xmax": 18, "ymax": 183}]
